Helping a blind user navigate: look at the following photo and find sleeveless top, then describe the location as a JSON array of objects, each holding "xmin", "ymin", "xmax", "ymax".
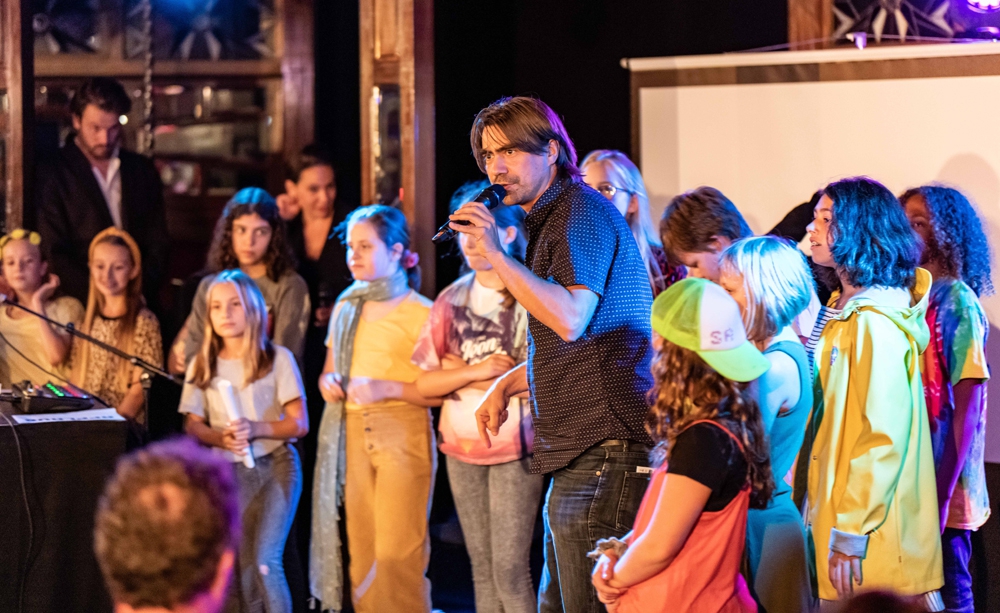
[
  {"xmin": 617, "ymin": 420, "xmax": 757, "ymax": 613},
  {"xmin": 761, "ymin": 340, "xmax": 812, "ymax": 496}
]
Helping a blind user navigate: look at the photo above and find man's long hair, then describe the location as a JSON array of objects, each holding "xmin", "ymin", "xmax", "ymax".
[{"xmin": 470, "ymin": 96, "xmax": 581, "ymax": 180}]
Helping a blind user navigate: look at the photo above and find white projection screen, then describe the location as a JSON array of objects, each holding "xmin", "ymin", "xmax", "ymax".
[{"xmin": 627, "ymin": 43, "xmax": 1000, "ymax": 461}]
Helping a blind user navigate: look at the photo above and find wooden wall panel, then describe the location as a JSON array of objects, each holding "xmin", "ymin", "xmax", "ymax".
[
  {"xmin": 2, "ymin": 0, "xmax": 34, "ymax": 229},
  {"xmin": 280, "ymin": 0, "xmax": 316, "ymax": 160},
  {"xmin": 788, "ymin": 0, "xmax": 833, "ymax": 50},
  {"xmin": 360, "ymin": 0, "xmax": 435, "ymax": 293},
  {"xmin": 375, "ymin": 0, "xmax": 402, "ymax": 60}
]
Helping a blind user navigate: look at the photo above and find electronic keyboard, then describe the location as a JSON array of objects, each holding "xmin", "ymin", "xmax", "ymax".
[{"xmin": 3, "ymin": 381, "xmax": 95, "ymax": 413}]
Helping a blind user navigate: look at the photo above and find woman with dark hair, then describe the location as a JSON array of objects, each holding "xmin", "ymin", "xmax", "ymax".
[
  {"xmin": 168, "ymin": 187, "xmax": 310, "ymax": 375},
  {"xmin": 805, "ymin": 177, "xmax": 943, "ymax": 609},
  {"xmin": 278, "ymin": 144, "xmax": 353, "ymax": 331},
  {"xmin": 901, "ymin": 185, "xmax": 991, "ymax": 613}
]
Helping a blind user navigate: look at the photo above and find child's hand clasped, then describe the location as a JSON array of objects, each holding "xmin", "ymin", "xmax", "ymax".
[
  {"xmin": 222, "ymin": 418, "xmax": 254, "ymax": 455},
  {"xmin": 472, "ymin": 353, "xmax": 515, "ymax": 379},
  {"xmin": 346, "ymin": 377, "xmax": 402, "ymax": 405},
  {"xmin": 591, "ymin": 553, "xmax": 625, "ymax": 610},
  {"xmin": 319, "ymin": 372, "xmax": 345, "ymax": 403}
]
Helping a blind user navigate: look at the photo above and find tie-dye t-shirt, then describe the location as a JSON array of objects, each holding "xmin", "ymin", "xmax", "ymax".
[
  {"xmin": 411, "ymin": 273, "xmax": 532, "ymax": 465},
  {"xmin": 923, "ymin": 277, "xmax": 991, "ymax": 530}
]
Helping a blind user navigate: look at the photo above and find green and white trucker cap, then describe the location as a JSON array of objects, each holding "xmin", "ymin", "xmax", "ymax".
[{"xmin": 650, "ymin": 277, "xmax": 770, "ymax": 382}]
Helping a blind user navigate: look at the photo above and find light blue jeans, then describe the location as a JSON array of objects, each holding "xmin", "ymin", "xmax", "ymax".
[
  {"xmin": 227, "ymin": 444, "xmax": 302, "ymax": 613},
  {"xmin": 447, "ymin": 455, "xmax": 544, "ymax": 613}
]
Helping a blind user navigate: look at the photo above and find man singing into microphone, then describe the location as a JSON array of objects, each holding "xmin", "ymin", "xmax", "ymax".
[{"xmin": 450, "ymin": 96, "xmax": 654, "ymax": 613}]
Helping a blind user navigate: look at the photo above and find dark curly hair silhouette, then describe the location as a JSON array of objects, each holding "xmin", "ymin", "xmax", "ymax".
[{"xmin": 900, "ymin": 185, "xmax": 993, "ymax": 297}]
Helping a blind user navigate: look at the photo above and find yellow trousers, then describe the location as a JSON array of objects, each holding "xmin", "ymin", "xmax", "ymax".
[{"xmin": 345, "ymin": 407, "xmax": 436, "ymax": 613}]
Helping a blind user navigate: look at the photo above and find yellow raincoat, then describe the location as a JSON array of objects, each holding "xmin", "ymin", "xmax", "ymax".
[{"xmin": 807, "ymin": 268, "xmax": 943, "ymax": 600}]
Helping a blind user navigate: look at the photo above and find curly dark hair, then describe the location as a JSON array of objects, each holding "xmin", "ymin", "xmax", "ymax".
[
  {"xmin": 900, "ymin": 185, "xmax": 993, "ymax": 297},
  {"xmin": 94, "ymin": 438, "xmax": 238, "ymax": 609},
  {"xmin": 206, "ymin": 187, "xmax": 295, "ymax": 281},
  {"xmin": 822, "ymin": 177, "xmax": 919, "ymax": 290},
  {"xmin": 647, "ymin": 340, "xmax": 774, "ymax": 509}
]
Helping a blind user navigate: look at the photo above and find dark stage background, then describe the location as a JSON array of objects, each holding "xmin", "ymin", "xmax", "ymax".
[
  {"xmin": 316, "ymin": 0, "xmax": 788, "ymax": 292},
  {"xmin": 432, "ymin": 0, "xmax": 788, "ymax": 290}
]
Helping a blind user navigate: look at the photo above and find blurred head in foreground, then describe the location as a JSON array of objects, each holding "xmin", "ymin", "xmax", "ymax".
[{"xmin": 94, "ymin": 438, "xmax": 238, "ymax": 613}]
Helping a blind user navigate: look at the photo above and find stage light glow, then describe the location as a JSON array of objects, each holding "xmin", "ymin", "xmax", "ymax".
[{"xmin": 969, "ymin": 0, "xmax": 1000, "ymax": 12}]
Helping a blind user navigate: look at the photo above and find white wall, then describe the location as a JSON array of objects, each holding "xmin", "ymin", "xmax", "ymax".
[{"xmin": 638, "ymin": 75, "xmax": 1000, "ymax": 460}]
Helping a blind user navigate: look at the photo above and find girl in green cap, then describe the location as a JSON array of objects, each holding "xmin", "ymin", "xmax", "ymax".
[{"xmin": 591, "ymin": 277, "xmax": 773, "ymax": 613}]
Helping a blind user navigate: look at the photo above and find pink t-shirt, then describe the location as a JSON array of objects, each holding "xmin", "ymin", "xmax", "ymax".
[{"xmin": 412, "ymin": 273, "xmax": 533, "ymax": 465}]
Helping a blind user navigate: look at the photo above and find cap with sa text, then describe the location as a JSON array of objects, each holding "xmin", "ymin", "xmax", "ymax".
[{"xmin": 650, "ymin": 277, "xmax": 770, "ymax": 382}]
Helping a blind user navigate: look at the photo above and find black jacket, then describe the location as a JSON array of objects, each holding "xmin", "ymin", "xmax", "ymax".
[{"xmin": 36, "ymin": 138, "xmax": 169, "ymax": 312}]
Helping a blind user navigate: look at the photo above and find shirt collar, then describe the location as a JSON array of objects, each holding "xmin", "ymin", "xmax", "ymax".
[{"xmin": 524, "ymin": 175, "xmax": 576, "ymax": 232}]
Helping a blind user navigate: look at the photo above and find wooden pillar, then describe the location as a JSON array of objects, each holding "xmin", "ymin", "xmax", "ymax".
[
  {"xmin": 788, "ymin": 0, "xmax": 833, "ymax": 50},
  {"xmin": 279, "ymin": 0, "xmax": 315, "ymax": 158},
  {"xmin": 1, "ymin": 0, "xmax": 34, "ymax": 229},
  {"xmin": 360, "ymin": 0, "xmax": 436, "ymax": 294}
]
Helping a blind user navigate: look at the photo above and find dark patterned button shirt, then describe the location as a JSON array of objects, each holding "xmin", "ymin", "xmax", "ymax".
[{"xmin": 522, "ymin": 176, "xmax": 654, "ymax": 474}]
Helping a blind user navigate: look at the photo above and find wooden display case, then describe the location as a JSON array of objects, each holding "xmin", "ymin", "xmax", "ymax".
[{"xmin": 30, "ymin": 0, "xmax": 313, "ymax": 304}]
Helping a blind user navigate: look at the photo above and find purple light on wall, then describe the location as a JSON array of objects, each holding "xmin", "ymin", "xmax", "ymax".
[{"xmin": 969, "ymin": 0, "xmax": 1000, "ymax": 12}]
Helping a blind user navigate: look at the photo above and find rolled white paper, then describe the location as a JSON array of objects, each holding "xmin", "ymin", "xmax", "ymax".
[{"xmin": 215, "ymin": 379, "xmax": 255, "ymax": 469}]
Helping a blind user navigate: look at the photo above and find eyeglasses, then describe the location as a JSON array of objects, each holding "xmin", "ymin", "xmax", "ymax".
[{"xmin": 595, "ymin": 183, "xmax": 630, "ymax": 199}]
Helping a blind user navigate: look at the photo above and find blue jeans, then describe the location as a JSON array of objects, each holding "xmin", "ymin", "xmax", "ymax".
[
  {"xmin": 538, "ymin": 441, "xmax": 651, "ymax": 613},
  {"xmin": 942, "ymin": 528, "xmax": 974, "ymax": 613},
  {"xmin": 228, "ymin": 444, "xmax": 302, "ymax": 613}
]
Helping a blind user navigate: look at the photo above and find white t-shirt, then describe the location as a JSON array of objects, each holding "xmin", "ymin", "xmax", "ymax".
[{"xmin": 179, "ymin": 345, "xmax": 305, "ymax": 463}]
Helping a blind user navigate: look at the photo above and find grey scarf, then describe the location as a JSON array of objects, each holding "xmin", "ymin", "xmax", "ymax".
[{"xmin": 309, "ymin": 268, "xmax": 410, "ymax": 609}]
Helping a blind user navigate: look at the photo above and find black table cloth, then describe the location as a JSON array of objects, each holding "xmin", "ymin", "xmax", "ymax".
[{"xmin": 0, "ymin": 404, "xmax": 126, "ymax": 613}]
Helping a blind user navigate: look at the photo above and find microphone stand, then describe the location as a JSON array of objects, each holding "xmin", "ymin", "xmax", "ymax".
[{"xmin": 0, "ymin": 297, "xmax": 179, "ymax": 421}]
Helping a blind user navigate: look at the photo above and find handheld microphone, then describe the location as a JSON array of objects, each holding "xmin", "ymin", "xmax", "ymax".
[{"xmin": 432, "ymin": 184, "xmax": 508, "ymax": 244}]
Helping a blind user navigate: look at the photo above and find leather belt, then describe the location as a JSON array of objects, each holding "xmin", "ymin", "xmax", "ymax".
[{"xmin": 598, "ymin": 439, "xmax": 647, "ymax": 450}]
